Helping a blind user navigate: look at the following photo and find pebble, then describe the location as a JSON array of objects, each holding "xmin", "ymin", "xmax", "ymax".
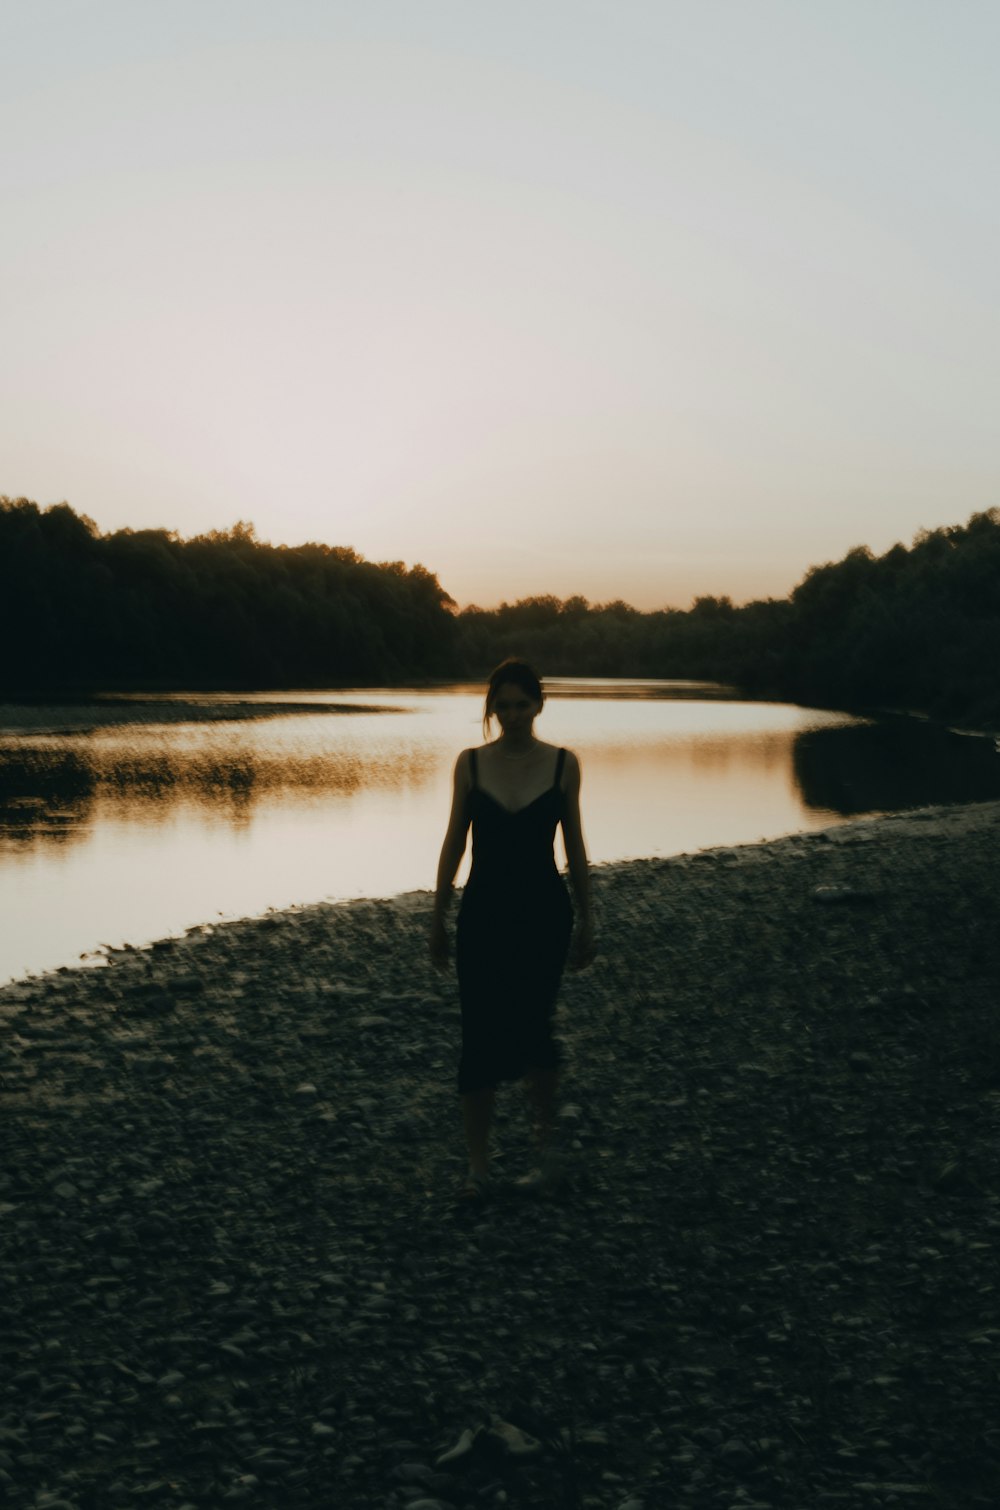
[
  {"xmin": 435, "ymin": 1426, "xmax": 479, "ymax": 1465},
  {"xmin": 812, "ymin": 884, "xmax": 877, "ymax": 903},
  {"xmin": 1, "ymin": 803, "xmax": 998, "ymax": 1508},
  {"xmin": 392, "ymin": 1462, "xmax": 436, "ymax": 1483},
  {"xmin": 719, "ymin": 1437, "xmax": 754, "ymax": 1469}
]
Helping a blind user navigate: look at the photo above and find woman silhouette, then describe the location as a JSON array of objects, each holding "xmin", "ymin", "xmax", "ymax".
[{"xmin": 430, "ymin": 659, "xmax": 594, "ymax": 1198}]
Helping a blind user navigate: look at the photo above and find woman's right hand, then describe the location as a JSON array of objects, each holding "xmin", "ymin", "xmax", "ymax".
[{"xmin": 429, "ymin": 917, "xmax": 450, "ymax": 971}]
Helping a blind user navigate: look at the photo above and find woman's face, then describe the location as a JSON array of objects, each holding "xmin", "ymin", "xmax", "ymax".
[{"xmin": 490, "ymin": 682, "xmax": 542, "ymax": 735}]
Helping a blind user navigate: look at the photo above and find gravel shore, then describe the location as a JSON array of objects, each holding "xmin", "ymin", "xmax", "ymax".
[{"xmin": 3, "ymin": 801, "xmax": 999, "ymax": 1510}]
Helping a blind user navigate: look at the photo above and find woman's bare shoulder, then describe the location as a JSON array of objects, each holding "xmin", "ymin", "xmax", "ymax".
[
  {"xmin": 556, "ymin": 746, "xmax": 581, "ymax": 790},
  {"xmin": 531, "ymin": 738, "xmax": 573, "ymax": 767},
  {"xmin": 453, "ymin": 748, "xmax": 476, "ymax": 780}
]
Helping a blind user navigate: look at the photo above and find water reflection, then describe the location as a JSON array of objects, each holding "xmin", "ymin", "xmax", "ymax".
[
  {"xmin": 792, "ymin": 718, "xmax": 1000, "ymax": 815},
  {"xmin": 0, "ymin": 725, "xmax": 439, "ymax": 852},
  {"xmin": 1, "ymin": 684, "xmax": 998, "ymax": 981},
  {"xmin": 3, "ymin": 699, "xmax": 999, "ymax": 859}
]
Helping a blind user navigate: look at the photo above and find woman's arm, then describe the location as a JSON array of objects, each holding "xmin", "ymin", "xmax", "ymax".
[
  {"xmin": 560, "ymin": 750, "xmax": 595, "ymax": 969},
  {"xmin": 429, "ymin": 750, "xmax": 473, "ymax": 968}
]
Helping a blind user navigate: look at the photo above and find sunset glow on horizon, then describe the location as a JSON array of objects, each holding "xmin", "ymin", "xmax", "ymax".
[{"xmin": 2, "ymin": 1, "xmax": 998, "ymax": 610}]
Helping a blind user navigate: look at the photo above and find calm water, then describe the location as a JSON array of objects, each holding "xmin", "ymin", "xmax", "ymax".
[{"xmin": 2, "ymin": 680, "xmax": 999, "ymax": 983}]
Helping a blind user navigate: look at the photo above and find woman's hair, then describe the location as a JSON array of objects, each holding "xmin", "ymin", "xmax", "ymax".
[{"xmin": 482, "ymin": 657, "xmax": 544, "ymax": 739}]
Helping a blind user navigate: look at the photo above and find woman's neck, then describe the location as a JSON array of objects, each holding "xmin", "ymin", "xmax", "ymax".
[{"xmin": 495, "ymin": 733, "xmax": 538, "ymax": 758}]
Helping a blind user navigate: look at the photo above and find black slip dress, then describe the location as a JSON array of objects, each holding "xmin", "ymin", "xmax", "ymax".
[{"xmin": 455, "ymin": 746, "xmax": 574, "ymax": 1094}]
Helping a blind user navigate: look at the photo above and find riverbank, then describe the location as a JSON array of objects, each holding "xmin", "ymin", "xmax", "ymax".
[
  {"xmin": 0, "ymin": 697, "xmax": 399, "ymax": 736},
  {"xmin": 2, "ymin": 802, "xmax": 999, "ymax": 1509}
]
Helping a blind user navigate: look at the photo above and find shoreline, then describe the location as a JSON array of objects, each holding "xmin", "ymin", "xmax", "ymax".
[
  {"xmin": 6, "ymin": 797, "xmax": 1000, "ymax": 991},
  {"xmin": 0, "ymin": 696, "xmax": 400, "ymax": 737},
  {"xmin": 3, "ymin": 800, "xmax": 999, "ymax": 1508},
  {"xmin": 3, "ymin": 676, "xmax": 998, "ymax": 737}
]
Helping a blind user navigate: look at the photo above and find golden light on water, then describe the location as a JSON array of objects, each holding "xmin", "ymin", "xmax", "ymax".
[{"xmin": 3, "ymin": 683, "xmax": 999, "ymax": 982}]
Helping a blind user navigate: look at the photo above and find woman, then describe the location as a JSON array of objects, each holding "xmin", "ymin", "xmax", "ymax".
[{"xmin": 430, "ymin": 659, "xmax": 594, "ymax": 1199}]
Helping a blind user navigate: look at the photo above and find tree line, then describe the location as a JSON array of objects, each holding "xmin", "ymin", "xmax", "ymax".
[
  {"xmin": 2, "ymin": 495, "xmax": 998, "ymax": 726},
  {"xmin": 458, "ymin": 508, "xmax": 1000, "ymax": 727},
  {"xmin": 0, "ymin": 499, "xmax": 457, "ymax": 688}
]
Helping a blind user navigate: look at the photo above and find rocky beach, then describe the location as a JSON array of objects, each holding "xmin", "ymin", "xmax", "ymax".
[{"xmin": 2, "ymin": 800, "xmax": 999, "ymax": 1510}]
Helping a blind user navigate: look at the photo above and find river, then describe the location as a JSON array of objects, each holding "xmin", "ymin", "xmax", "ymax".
[{"xmin": 2, "ymin": 680, "xmax": 999, "ymax": 982}]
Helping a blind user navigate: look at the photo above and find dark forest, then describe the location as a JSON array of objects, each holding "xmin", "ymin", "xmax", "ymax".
[{"xmin": 2, "ymin": 496, "xmax": 998, "ymax": 727}]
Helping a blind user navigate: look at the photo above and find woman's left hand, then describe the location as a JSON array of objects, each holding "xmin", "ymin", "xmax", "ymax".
[{"xmin": 568, "ymin": 924, "xmax": 596, "ymax": 972}]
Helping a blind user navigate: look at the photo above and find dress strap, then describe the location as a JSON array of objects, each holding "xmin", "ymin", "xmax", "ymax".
[
  {"xmin": 554, "ymin": 747, "xmax": 566, "ymax": 790},
  {"xmin": 469, "ymin": 748, "xmax": 478, "ymax": 788}
]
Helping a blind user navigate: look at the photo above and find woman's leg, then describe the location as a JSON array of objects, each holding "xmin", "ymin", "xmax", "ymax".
[{"xmin": 461, "ymin": 1086, "xmax": 495, "ymax": 1178}]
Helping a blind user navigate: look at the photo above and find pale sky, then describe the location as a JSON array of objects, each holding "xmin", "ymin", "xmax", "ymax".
[{"xmin": 2, "ymin": 1, "xmax": 998, "ymax": 609}]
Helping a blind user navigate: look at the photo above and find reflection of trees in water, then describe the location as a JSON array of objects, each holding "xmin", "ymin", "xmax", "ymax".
[
  {"xmin": 0, "ymin": 748, "xmax": 96, "ymax": 849},
  {"xmin": 6, "ymin": 716, "xmax": 999, "ymax": 855},
  {"xmin": 792, "ymin": 720, "xmax": 1000, "ymax": 816},
  {"xmin": 0, "ymin": 740, "xmax": 438, "ymax": 852}
]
